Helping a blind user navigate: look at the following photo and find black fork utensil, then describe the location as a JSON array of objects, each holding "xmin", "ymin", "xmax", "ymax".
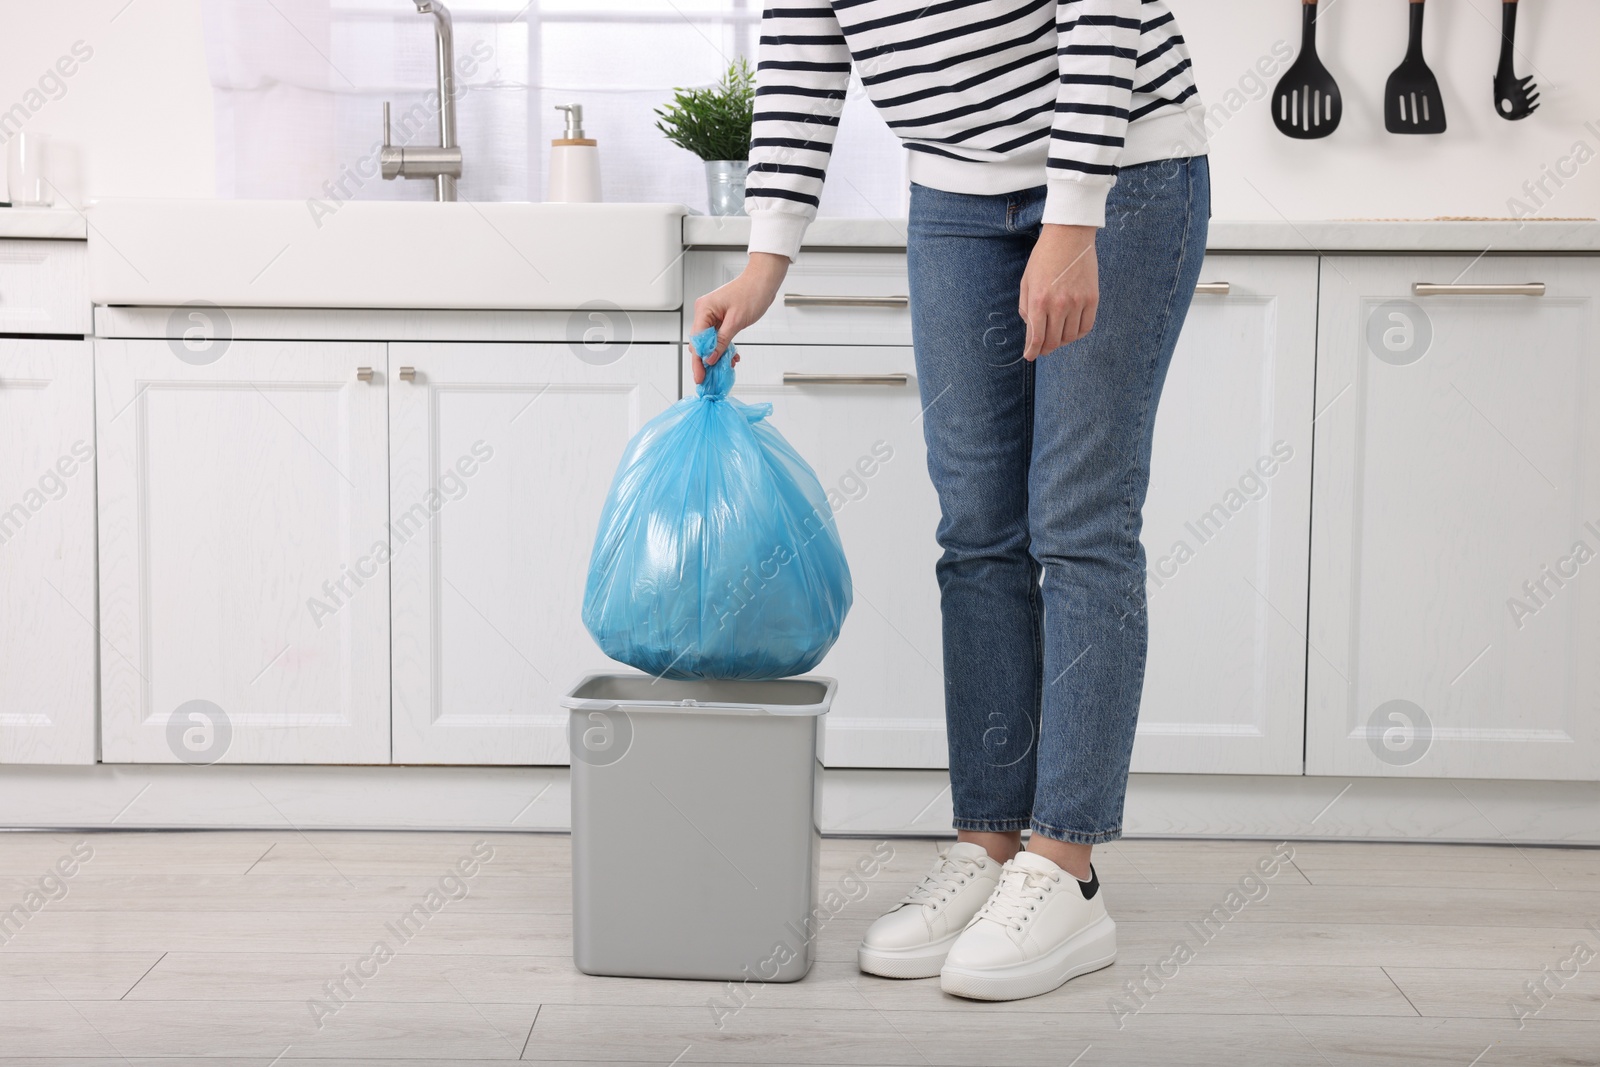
[
  {"xmin": 1273, "ymin": 0, "xmax": 1343, "ymax": 138},
  {"xmin": 1385, "ymin": 0, "xmax": 1447, "ymax": 134},
  {"xmin": 1494, "ymin": 0, "xmax": 1539, "ymax": 120}
]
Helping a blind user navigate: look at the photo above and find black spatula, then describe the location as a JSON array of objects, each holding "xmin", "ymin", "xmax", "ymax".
[
  {"xmin": 1385, "ymin": 0, "xmax": 1447, "ymax": 133},
  {"xmin": 1493, "ymin": 0, "xmax": 1539, "ymax": 120},
  {"xmin": 1272, "ymin": 0, "xmax": 1342, "ymax": 138}
]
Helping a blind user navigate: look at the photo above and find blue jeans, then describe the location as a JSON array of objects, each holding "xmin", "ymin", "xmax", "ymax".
[{"xmin": 907, "ymin": 156, "xmax": 1210, "ymax": 845}]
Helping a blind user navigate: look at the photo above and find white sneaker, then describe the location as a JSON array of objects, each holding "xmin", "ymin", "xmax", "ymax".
[
  {"xmin": 857, "ymin": 842, "xmax": 1002, "ymax": 979},
  {"xmin": 939, "ymin": 851, "xmax": 1117, "ymax": 1001}
]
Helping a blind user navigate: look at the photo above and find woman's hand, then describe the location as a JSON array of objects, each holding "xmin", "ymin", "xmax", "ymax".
[
  {"xmin": 1019, "ymin": 224, "xmax": 1099, "ymax": 360},
  {"xmin": 689, "ymin": 251, "xmax": 790, "ymax": 384}
]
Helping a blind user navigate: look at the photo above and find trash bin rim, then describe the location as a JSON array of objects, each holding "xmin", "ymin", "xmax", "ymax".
[{"xmin": 561, "ymin": 672, "xmax": 836, "ymax": 717}]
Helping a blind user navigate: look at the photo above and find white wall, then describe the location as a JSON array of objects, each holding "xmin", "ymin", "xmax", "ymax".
[
  {"xmin": 1173, "ymin": 0, "xmax": 1600, "ymax": 221},
  {"xmin": 0, "ymin": 0, "xmax": 214, "ymax": 204},
  {"xmin": 2, "ymin": 0, "xmax": 1596, "ymax": 221}
]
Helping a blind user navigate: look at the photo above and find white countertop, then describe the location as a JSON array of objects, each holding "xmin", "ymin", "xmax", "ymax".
[
  {"xmin": 0, "ymin": 208, "xmax": 89, "ymax": 239},
  {"xmin": 1207, "ymin": 219, "xmax": 1600, "ymax": 253},
  {"xmin": 13, "ymin": 204, "xmax": 1599, "ymax": 313},
  {"xmin": 10, "ymin": 205, "xmax": 1596, "ymax": 254},
  {"xmin": 685, "ymin": 215, "xmax": 1600, "ymax": 253}
]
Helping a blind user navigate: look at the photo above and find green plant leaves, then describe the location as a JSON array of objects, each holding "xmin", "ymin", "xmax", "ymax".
[{"xmin": 654, "ymin": 57, "xmax": 756, "ymax": 162}]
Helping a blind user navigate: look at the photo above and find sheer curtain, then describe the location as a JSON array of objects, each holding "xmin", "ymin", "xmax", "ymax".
[{"xmin": 201, "ymin": 0, "xmax": 905, "ymax": 216}]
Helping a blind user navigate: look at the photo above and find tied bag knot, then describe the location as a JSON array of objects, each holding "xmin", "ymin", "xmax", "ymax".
[{"xmin": 693, "ymin": 328, "xmax": 771, "ymax": 424}]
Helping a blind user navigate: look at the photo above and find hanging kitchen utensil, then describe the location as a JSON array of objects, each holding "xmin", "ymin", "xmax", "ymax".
[
  {"xmin": 1385, "ymin": 0, "xmax": 1447, "ymax": 133},
  {"xmin": 1493, "ymin": 0, "xmax": 1539, "ymax": 120},
  {"xmin": 1272, "ymin": 0, "xmax": 1343, "ymax": 138}
]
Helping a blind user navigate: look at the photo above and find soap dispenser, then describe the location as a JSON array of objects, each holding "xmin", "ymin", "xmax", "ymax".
[{"xmin": 548, "ymin": 103, "xmax": 601, "ymax": 203}]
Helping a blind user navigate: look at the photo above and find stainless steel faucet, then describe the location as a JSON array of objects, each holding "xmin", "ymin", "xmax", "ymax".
[{"xmin": 380, "ymin": 0, "xmax": 462, "ymax": 201}]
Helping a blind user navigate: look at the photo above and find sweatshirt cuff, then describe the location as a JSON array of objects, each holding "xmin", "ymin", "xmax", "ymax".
[
  {"xmin": 746, "ymin": 211, "xmax": 811, "ymax": 262},
  {"xmin": 1042, "ymin": 175, "xmax": 1115, "ymax": 229}
]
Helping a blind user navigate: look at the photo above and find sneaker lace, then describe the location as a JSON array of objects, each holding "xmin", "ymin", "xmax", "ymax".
[
  {"xmin": 898, "ymin": 848, "xmax": 984, "ymax": 910},
  {"xmin": 974, "ymin": 862, "xmax": 1061, "ymax": 931}
]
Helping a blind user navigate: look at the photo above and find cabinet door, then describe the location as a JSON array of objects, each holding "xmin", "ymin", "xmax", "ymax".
[
  {"xmin": 97, "ymin": 339, "xmax": 390, "ymax": 763},
  {"xmin": 389, "ymin": 342, "xmax": 677, "ymax": 764},
  {"xmin": 0, "ymin": 340, "xmax": 96, "ymax": 763},
  {"xmin": 702, "ymin": 345, "xmax": 946, "ymax": 768},
  {"xmin": 1133, "ymin": 256, "xmax": 1318, "ymax": 775},
  {"xmin": 1309, "ymin": 256, "xmax": 1600, "ymax": 779}
]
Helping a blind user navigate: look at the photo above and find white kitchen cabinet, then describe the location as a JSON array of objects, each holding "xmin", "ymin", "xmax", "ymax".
[
  {"xmin": 1308, "ymin": 256, "xmax": 1600, "ymax": 779},
  {"xmin": 690, "ymin": 344, "xmax": 947, "ymax": 768},
  {"xmin": 96, "ymin": 339, "xmax": 391, "ymax": 763},
  {"xmin": 389, "ymin": 342, "xmax": 677, "ymax": 764},
  {"xmin": 1133, "ymin": 255, "xmax": 1319, "ymax": 775},
  {"xmin": 0, "ymin": 340, "xmax": 97, "ymax": 763}
]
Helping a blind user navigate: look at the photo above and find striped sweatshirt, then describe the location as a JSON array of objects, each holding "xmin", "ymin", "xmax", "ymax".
[{"xmin": 745, "ymin": 0, "xmax": 1208, "ymax": 260}]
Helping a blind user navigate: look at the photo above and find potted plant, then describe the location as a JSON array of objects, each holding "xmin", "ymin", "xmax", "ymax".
[{"xmin": 655, "ymin": 58, "xmax": 756, "ymax": 216}]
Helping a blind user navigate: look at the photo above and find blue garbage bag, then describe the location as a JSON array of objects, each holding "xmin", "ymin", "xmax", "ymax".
[{"xmin": 581, "ymin": 327, "xmax": 852, "ymax": 680}]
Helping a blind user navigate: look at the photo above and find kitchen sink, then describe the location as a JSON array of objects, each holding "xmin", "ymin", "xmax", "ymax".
[{"xmin": 85, "ymin": 199, "xmax": 686, "ymax": 310}]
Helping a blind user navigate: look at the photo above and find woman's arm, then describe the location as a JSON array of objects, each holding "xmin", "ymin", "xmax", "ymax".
[
  {"xmin": 1045, "ymin": 0, "xmax": 1141, "ymax": 229},
  {"xmin": 1020, "ymin": 0, "xmax": 1144, "ymax": 358},
  {"xmin": 689, "ymin": 252, "xmax": 788, "ymax": 384},
  {"xmin": 744, "ymin": 0, "xmax": 853, "ymax": 261},
  {"xmin": 692, "ymin": 0, "xmax": 853, "ymax": 378}
]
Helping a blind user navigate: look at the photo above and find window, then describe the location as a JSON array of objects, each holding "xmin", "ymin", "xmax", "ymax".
[{"xmin": 202, "ymin": 0, "xmax": 904, "ymax": 216}]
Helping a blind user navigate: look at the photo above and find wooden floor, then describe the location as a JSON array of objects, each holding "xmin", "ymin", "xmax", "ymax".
[{"xmin": 1, "ymin": 831, "xmax": 1598, "ymax": 1065}]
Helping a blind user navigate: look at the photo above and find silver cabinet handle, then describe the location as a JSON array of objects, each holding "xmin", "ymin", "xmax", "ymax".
[
  {"xmin": 1413, "ymin": 283, "xmax": 1546, "ymax": 296},
  {"xmin": 782, "ymin": 373, "xmax": 909, "ymax": 386},
  {"xmin": 784, "ymin": 293, "xmax": 910, "ymax": 309},
  {"xmin": 1194, "ymin": 282, "xmax": 1230, "ymax": 295},
  {"xmin": 356, "ymin": 367, "xmax": 375, "ymax": 382},
  {"xmin": 398, "ymin": 366, "xmax": 417, "ymax": 382}
]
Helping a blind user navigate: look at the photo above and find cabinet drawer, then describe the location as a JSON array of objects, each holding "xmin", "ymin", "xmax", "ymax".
[
  {"xmin": 0, "ymin": 240, "xmax": 90, "ymax": 336},
  {"xmin": 685, "ymin": 250, "xmax": 911, "ymax": 346}
]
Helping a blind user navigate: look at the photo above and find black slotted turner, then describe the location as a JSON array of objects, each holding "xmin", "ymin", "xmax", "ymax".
[
  {"xmin": 1273, "ymin": 0, "xmax": 1342, "ymax": 138},
  {"xmin": 1386, "ymin": 0, "xmax": 1447, "ymax": 134}
]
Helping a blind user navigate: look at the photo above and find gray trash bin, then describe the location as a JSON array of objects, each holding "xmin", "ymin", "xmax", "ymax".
[{"xmin": 564, "ymin": 672, "xmax": 833, "ymax": 982}]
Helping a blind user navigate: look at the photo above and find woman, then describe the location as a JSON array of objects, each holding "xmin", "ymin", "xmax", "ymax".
[{"xmin": 692, "ymin": 0, "xmax": 1209, "ymax": 1002}]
